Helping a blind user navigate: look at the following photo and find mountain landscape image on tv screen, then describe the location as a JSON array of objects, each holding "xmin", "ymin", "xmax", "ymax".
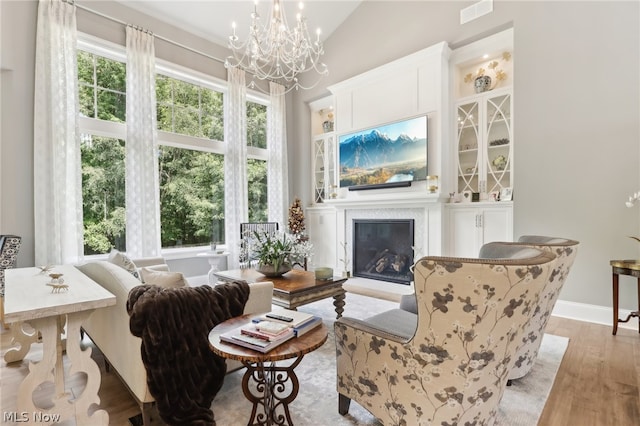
[{"xmin": 339, "ymin": 115, "xmax": 427, "ymax": 188}]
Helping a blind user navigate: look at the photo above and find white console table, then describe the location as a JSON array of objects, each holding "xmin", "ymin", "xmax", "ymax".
[{"xmin": 4, "ymin": 264, "xmax": 115, "ymax": 425}]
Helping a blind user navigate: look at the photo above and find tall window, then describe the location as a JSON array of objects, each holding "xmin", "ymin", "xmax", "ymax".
[
  {"xmin": 80, "ymin": 135, "xmax": 126, "ymax": 254},
  {"xmin": 155, "ymin": 70, "xmax": 227, "ymax": 248},
  {"xmin": 247, "ymin": 101, "xmax": 268, "ymax": 222},
  {"xmin": 78, "ymin": 35, "xmax": 271, "ymax": 255},
  {"xmin": 78, "ymin": 43, "xmax": 127, "ymax": 255}
]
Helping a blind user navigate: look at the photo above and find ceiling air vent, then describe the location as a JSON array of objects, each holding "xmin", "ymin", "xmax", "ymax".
[{"xmin": 460, "ymin": 0, "xmax": 494, "ymax": 25}]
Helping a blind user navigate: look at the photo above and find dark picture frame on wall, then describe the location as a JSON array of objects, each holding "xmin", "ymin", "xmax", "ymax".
[{"xmin": 339, "ymin": 115, "xmax": 428, "ymax": 191}]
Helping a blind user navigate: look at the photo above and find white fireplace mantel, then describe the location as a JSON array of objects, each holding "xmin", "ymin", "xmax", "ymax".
[
  {"xmin": 323, "ymin": 191, "xmax": 446, "ymax": 209},
  {"xmin": 309, "ymin": 195, "xmax": 446, "ymax": 301}
]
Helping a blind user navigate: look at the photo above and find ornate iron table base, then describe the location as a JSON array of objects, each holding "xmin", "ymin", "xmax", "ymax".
[{"xmin": 242, "ymin": 357, "xmax": 304, "ymax": 426}]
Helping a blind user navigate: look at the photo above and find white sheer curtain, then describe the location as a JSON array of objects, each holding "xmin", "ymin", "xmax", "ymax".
[
  {"xmin": 125, "ymin": 26, "xmax": 161, "ymax": 258},
  {"xmin": 224, "ymin": 67, "xmax": 248, "ymax": 268},
  {"xmin": 33, "ymin": 0, "xmax": 83, "ymax": 265},
  {"xmin": 267, "ymin": 82, "xmax": 289, "ymax": 228}
]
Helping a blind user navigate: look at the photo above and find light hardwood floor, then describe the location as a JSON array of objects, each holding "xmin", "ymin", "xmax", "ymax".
[{"xmin": 1, "ymin": 317, "xmax": 639, "ymax": 426}]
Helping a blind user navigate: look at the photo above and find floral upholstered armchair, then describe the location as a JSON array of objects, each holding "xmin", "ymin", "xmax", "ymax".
[
  {"xmin": 478, "ymin": 236, "xmax": 578, "ymax": 381},
  {"xmin": 335, "ymin": 246, "xmax": 557, "ymax": 426}
]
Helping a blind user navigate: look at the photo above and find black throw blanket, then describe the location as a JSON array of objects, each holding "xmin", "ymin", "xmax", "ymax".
[{"xmin": 127, "ymin": 281, "xmax": 250, "ymax": 426}]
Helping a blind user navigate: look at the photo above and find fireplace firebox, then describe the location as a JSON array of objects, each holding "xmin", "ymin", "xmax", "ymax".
[{"xmin": 352, "ymin": 219, "xmax": 414, "ymax": 285}]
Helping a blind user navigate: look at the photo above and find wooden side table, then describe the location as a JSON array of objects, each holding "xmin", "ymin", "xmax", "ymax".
[
  {"xmin": 209, "ymin": 315, "xmax": 328, "ymax": 426},
  {"xmin": 610, "ymin": 259, "xmax": 640, "ymax": 335}
]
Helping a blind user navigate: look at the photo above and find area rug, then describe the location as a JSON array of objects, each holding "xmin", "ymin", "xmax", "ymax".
[{"xmin": 209, "ymin": 292, "xmax": 569, "ymax": 426}]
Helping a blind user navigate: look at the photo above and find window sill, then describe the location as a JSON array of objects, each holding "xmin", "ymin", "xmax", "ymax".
[
  {"xmin": 83, "ymin": 245, "xmax": 229, "ymax": 262},
  {"xmin": 162, "ymin": 245, "xmax": 229, "ymax": 260}
]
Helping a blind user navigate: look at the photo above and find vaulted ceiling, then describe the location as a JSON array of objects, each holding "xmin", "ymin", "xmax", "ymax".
[{"xmin": 116, "ymin": 1, "xmax": 363, "ymax": 46}]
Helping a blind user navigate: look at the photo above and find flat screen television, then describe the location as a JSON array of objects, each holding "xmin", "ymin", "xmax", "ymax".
[{"xmin": 338, "ymin": 115, "xmax": 428, "ymax": 190}]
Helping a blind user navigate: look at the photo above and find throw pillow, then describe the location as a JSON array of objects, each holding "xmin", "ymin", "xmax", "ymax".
[
  {"xmin": 107, "ymin": 249, "xmax": 140, "ymax": 280},
  {"xmin": 140, "ymin": 268, "xmax": 188, "ymax": 288}
]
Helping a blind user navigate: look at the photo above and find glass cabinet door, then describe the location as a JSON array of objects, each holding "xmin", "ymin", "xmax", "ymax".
[
  {"xmin": 312, "ymin": 134, "xmax": 336, "ymax": 203},
  {"xmin": 485, "ymin": 93, "xmax": 512, "ymax": 193},
  {"xmin": 313, "ymin": 138, "xmax": 325, "ymax": 203},
  {"xmin": 457, "ymin": 101, "xmax": 480, "ymax": 193}
]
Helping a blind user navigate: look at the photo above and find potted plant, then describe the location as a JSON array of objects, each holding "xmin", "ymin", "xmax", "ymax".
[{"xmin": 244, "ymin": 231, "xmax": 313, "ymax": 277}]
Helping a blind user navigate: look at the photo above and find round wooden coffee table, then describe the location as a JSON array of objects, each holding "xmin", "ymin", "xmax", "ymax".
[{"xmin": 209, "ymin": 315, "xmax": 328, "ymax": 426}]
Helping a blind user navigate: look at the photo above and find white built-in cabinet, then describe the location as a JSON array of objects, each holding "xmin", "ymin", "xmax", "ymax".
[
  {"xmin": 456, "ymin": 88, "xmax": 512, "ymax": 195},
  {"xmin": 446, "ymin": 28, "xmax": 514, "ymax": 257},
  {"xmin": 446, "ymin": 203, "xmax": 513, "ymax": 258},
  {"xmin": 309, "ymin": 97, "xmax": 336, "ymax": 204},
  {"xmin": 307, "ymin": 97, "xmax": 338, "ymax": 269},
  {"xmin": 303, "ymin": 31, "xmax": 516, "ymax": 271}
]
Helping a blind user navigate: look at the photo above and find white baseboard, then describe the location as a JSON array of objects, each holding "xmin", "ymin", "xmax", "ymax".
[{"xmin": 552, "ymin": 300, "xmax": 637, "ymax": 331}]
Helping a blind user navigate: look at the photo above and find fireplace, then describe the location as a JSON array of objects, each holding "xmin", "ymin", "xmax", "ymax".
[{"xmin": 352, "ymin": 219, "xmax": 414, "ymax": 285}]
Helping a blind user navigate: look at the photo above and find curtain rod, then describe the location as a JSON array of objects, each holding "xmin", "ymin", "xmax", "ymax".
[{"xmin": 75, "ymin": 3, "xmax": 227, "ymax": 66}]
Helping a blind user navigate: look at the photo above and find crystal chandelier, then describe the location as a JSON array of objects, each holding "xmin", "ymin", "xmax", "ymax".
[{"xmin": 225, "ymin": 0, "xmax": 328, "ymax": 93}]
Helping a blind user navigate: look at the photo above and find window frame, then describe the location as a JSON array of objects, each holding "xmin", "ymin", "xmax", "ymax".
[{"xmin": 77, "ymin": 33, "xmax": 271, "ymax": 259}]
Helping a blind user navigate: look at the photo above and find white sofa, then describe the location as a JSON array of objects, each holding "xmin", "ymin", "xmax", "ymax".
[{"xmin": 77, "ymin": 259, "xmax": 273, "ymax": 425}]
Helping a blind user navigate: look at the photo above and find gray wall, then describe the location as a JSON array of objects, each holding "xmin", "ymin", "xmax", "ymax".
[
  {"xmin": 290, "ymin": 1, "xmax": 640, "ymax": 310},
  {"xmin": 2, "ymin": 1, "xmax": 639, "ymax": 309}
]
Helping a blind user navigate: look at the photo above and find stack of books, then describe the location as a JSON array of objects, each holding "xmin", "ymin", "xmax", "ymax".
[{"xmin": 219, "ymin": 309, "xmax": 323, "ymax": 353}]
